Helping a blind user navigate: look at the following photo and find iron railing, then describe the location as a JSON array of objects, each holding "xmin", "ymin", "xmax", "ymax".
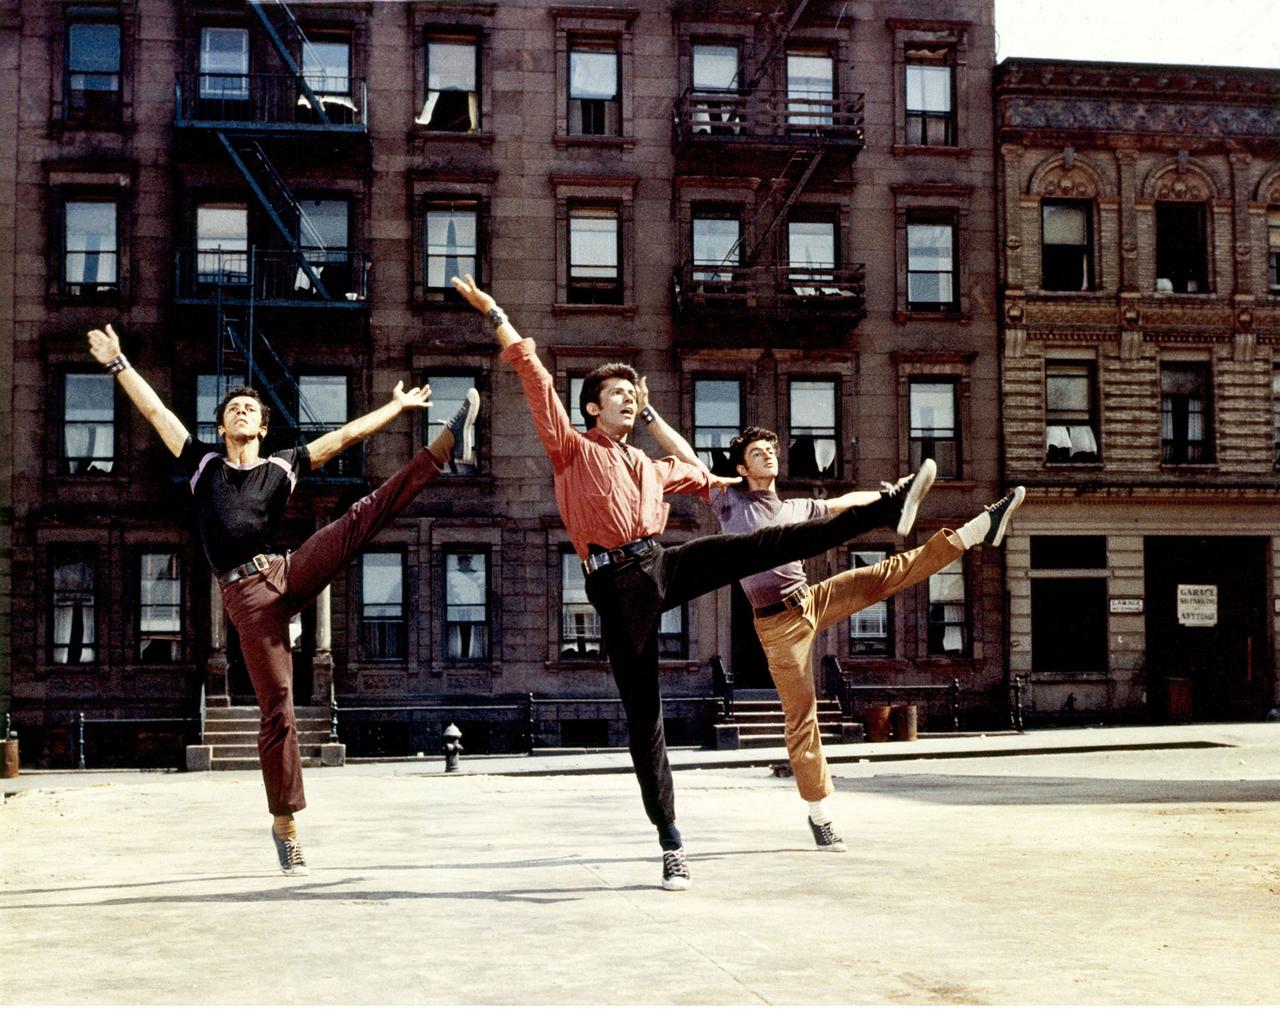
[
  {"xmin": 175, "ymin": 72, "xmax": 367, "ymax": 130},
  {"xmin": 173, "ymin": 248, "xmax": 369, "ymax": 306},
  {"xmin": 674, "ymin": 89, "xmax": 865, "ymax": 147},
  {"xmin": 673, "ymin": 261, "xmax": 866, "ymax": 319}
]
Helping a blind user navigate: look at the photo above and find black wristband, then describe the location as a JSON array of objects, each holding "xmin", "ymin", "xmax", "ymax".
[
  {"xmin": 486, "ymin": 306, "xmax": 508, "ymax": 329},
  {"xmin": 104, "ymin": 354, "xmax": 130, "ymax": 376},
  {"xmin": 639, "ymin": 405, "xmax": 656, "ymax": 425}
]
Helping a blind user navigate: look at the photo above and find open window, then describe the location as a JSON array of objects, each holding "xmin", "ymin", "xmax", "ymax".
[
  {"xmin": 62, "ymin": 200, "xmax": 119, "ymax": 297},
  {"xmin": 1041, "ymin": 199, "xmax": 1093, "ymax": 291},
  {"xmin": 904, "ymin": 46, "xmax": 954, "ymax": 145},
  {"xmin": 567, "ymin": 206, "xmax": 622, "ymax": 304},
  {"xmin": 1044, "ymin": 362, "xmax": 1099, "ymax": 463},
  {"xmin": 444, "ymin": 550, "xmax": 490, "ymax": 661},
  {"xmin": 62, "ymin": 373, "xmax": 115, "ymax": 475},
  {"xmin": 693, "ymin": 378, "xmax": 741, "ymax": 476},
  {"xmin": 909, "ymin": 380, "xmax": 959, "ymax": 478},
  {"xmin": 568, "ymin": 40, "xmax": 620, "ymax": 136},
  {"xmin": 1161, "ymin": 363, "xmax": 1213, "ymax": 464},
  {"xmin": 419, "ymin": 35, "xmax": 478, "ymax": 132},
  {"xmin": 789, "ymin": 379, "xmax": 838, "ymax": 480},
  {"xmin": 66, "ymin": 17, "xmax": 121, "ymax": 121},
  {"xmin": 359, "ymin": 552, "xmax": 406, "ymax": 662},
  {"xmin": 1155, "ymin": 202, "xmax": 1209, "ymax": 294}
]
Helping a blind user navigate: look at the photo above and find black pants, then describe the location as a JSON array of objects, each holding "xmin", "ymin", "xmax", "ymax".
[{"xmin": 584, "ymin": 494, "xmax": 896, "ymax": 830}]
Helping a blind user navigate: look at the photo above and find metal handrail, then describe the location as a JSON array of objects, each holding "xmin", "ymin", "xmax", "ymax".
[
  {"xmin": 674, "ymin": 88, "xmax": 865, "ymax": 145},
  {"xmin": 173, "ymin": 247, "xmax": 369, "ymax": 305},
  {"xmin": 175, "ymin": 72, "xmax": 367, "ymax": 129}
]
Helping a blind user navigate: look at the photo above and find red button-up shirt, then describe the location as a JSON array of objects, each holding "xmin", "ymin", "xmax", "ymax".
[{"xmin": 501, "ymin": 339, "xmax": 710, "ymax": 559}]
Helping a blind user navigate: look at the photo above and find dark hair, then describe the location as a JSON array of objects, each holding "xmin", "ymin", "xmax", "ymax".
[
  {"xmin": 579, "ymin": 362, "xmax": 639, "ymax": 429},
  {"xmin": 727, "ymin": 426, "xmax": 779, "ymax": 471},
  {"xmin": 215, "ymin": 386, "xmax": 271, "ymax": 431}
]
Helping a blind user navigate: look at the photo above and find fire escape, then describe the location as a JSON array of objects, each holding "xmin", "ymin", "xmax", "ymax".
[
  {"xmin": 671, "ymin": 0, "xmax": 866, "ymax": 336},
  {"xmin": 173, "ymin": 0, "xmax": 369, "ymax": 478}
]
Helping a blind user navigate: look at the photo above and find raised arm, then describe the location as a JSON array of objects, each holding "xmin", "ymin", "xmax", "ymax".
[
  {"xmin": 87, "ymin": 324, "xmax": 190, "ymax": 457},
  {"xmin": 450, "ymin": 273, "xmax": 523, "ymax": 349},
  {"xmin": 635, "ymin": 377, "xmax": 740, "ymax": 492},
  {"xmin": 305, "ymin": 381, "xmax": 431, "ymax": 469}
]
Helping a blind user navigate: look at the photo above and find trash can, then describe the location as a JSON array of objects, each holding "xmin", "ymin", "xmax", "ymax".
[
  {"xmin": 1165, "ymin": 678, "xmax": 1193, "ymax": 723},
  {"xmin": 2, "ymin": 733, "xmax": 18, "ymax": 779},
  {"xmin": 890, "ymin": 703, "xmax": 918, "ymax": 742},
  {"xmin": 863, "ymin": 705, "xmax": 892, "ymax": 743}
]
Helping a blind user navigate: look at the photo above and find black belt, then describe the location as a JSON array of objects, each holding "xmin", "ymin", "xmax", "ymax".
[
  {"xmin": 583, "ymin": 537, "xmax": 658, "ymax": 576},
  {"xmin": 753, "ymin": 585, "xmax": 809, "ymax": 619},
  {"xmin": 218, "ymin": 553, "xmax": 281, "ymax": 589}
]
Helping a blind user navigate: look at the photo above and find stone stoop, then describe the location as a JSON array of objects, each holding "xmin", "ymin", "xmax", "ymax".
[
  {"xmin": 189, "ymin": 706, "xmax": 335, "ymax": 771},
  {"xmin": 730, "ymin": 696, "xmax": 854, "ymax": 749}
]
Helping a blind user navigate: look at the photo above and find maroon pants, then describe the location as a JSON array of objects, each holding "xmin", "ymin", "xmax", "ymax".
[{"xmin": 221, "ymin": 448, "xmax": 441, "ymax": 815}]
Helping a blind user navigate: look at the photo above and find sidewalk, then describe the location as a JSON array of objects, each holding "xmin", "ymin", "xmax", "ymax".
[{"xmin": 3, "ymin": 723, "xmax": 1279, "ymax": 1004}]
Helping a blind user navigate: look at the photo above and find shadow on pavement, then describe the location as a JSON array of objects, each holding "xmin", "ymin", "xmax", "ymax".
[{"xmin": 835, "ymin": 775, "xmax": 1280, "ymax": 806}]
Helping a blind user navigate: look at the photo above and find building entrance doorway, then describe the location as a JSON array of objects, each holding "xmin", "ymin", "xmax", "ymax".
[
  {"xmin": 729, "ymin": 583, "xmax": 772, "ymax": 689},
  {"xmin": 1144, "ymin": 537, "xmax": 1269, "ymax": 720},
  {"xmin": 226, "ymin": 608, "xmax": 314, "ymax": 705}
]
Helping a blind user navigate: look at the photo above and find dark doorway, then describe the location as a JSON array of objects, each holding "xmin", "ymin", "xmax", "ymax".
[
  {"xmin": 729, "ymin": 583, "xmax": 772, "ymax": 689},
  {"xmin": 225, "ymin": 606, "xmax": 314, "ymax": 704},
  {"xmin": 1144, "ymin": 537, "xmax": 1269, "ymax": 720}
]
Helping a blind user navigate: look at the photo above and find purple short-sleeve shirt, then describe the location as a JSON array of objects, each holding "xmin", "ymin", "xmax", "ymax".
[{"xmin": 711, "ymin": 486, "xmax": 828, "ymax": 608}]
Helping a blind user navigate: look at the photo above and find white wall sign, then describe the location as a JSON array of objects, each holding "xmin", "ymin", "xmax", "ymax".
[
  {"xmin": 1109, "ymin": 598, "xmax": 1143, "ymax": 614},
  {"xmin": 1176, "ymin": 584, "xmax": 1217, "ymax": 627}
]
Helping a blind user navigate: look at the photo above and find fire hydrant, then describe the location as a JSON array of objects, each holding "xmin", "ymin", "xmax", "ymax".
[{"xmin": 442, "ymin": 723, "xmax": 463, "ymax": 772}]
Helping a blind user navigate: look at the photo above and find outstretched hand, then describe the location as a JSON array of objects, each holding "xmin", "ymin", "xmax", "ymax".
[
  {"xmin": 450, "ymin": 273, "xmax": 496, "ymax": 314},
  {"xmin": 392, "ymin": 381, "xmax": 432, "ymax": 411},
  {"xmin": 87, "ymin": 323, "xmax": 122, "ymax": 365}
]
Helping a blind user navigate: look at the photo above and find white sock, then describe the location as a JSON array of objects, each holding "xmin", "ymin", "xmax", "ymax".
[
  {"xmin": 955, "ymin": 511, "xmax": 991, "ymax": 550},
  {"xmin": 808, "ymin": 800, "xmax": 831, "ymax": 825}
]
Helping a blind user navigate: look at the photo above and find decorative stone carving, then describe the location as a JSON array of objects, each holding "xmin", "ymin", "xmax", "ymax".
[
  {"xmin": 1236, "ymin": 308, "xmax": 1254, "ymax": 331},
  {"xmin": 1154, "ymin": 175, "xmax": 1204, "ymax": 200},
  {"xmin": 1001, "ymin": 97, "xmax": 1279, "ymax": 141},
  {"xmin": 1006, "ymin": 236, "xmax": 1022, "ymax": 250},
  {"xmin": 1235, "ymin": 242, "xmax": 1250, "ymax": 261},
  {"xmin": 1233, "ymin": 332, "xmax": 1255, "ymax": 362},
  {"xmin": 1005, "ymin": 301, "xmax": 1024, "ymax": 324},
  {"xmin": 1121, "ymin": 304, "xmax": 1141, "ymax": 329}
]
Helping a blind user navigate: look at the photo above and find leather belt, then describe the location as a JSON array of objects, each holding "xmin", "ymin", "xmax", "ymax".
[
  {"xmin": 218, "ymin": 553, "xmax": 281, "ymax": 589},
  {"xmin": 753, "ymin": 585, "xmax": 809, "ymax": 619},
  {"xmin": 583, "ymin": 537, "xmax": 658, "ymax": 576}
]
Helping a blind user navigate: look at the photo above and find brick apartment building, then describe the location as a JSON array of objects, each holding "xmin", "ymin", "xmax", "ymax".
[
  {"xmin": 995, "ymin": 59, "xmax": 1280, "ymax": 722},
  {"xmin": 0, "ymin": 0, "xmax": 1005, "ymax": 766}
]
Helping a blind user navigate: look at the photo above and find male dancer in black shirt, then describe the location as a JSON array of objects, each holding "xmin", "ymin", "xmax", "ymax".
[{"xmin": 87, "ymin": 323, "xmax": 478, "ymax": 874}]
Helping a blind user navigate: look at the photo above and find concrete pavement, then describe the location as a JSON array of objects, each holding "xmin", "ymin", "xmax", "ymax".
[{"xmin": 3, "ymin": 723, "xmax": 1279, "ymax": 1004}]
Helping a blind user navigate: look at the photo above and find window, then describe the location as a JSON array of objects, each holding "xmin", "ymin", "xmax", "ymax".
[
  {"xmin": 1268, "ymin": 208, "xmax": 1280, "ymax": 295},
  {"xmin": 568, "ymin": 207, "xmax": 621, "ymax": 304},
  {"xmin": 301, "ymin": 39, "xmax": 349, "ymax": 98},
  {"xmin": 692, "ymin": 211, "xmax": 740, "ymax": 284},
  {"xmin": 66, "ymin": 20, "xmax": 121, "ymax": 118},
  {"xmin": 420, "ymin": 35, "xmax": 478, "ymax": 131},
  {"xmin": 658, "ymin": 605, "xmax": 687, "ymax": 659},
  {"xmin": 909, "ymin": 381, "xmax": 958, "ymax": 478},
  {"xmin": 1030, "ymin": 537, "xmax": 1108, "ymax": 673},
  {"xmin": 1045, "ymin": 362, "xmax": 1099, "ymax": 463},
  {"xmin": 424, "ymin": 201, "xmax": 478, "ymax": 299},
  {"xmin": 196, "ymin": 204, "xmax": 248, "ymax": 285},
  {"xmin": 927, "ymin": 558, "xmax": 966, "ymax": 656},
  {"xmin": 567, "ymin": 375, "xmax": 588, "ymax": 433},
  {"xmin": 196, "ymin": 374, "xmax": 233, "ymax": 444},
  {"xmin": 904, "ymin": 47, "xmax": 954, "ymax": 145},
  {"xmin": 1041, "ymin": 200, "xmax": 1093, "ymax": 291},
  {"xmin": 51, "ymin": 549, "xmax": 95, "ymax": 665},
  {"xmin": 1155, "ymin": 202, "xmax": 1208, "ymax": 294},
  {"xmin": 788, "ymin": 219, "xmax": 837, "ymax": 287},
  {"xmin": 906, "ymin": 216, "xmax": 956, "ymax": 311},
  {"xmin": 693, "ymin": 379, "xmax": 741, "ymax": 475},
  {"xmin": 424, "ymin": 374, "xmax": 479, "ymax": 472},
  {"xmin": 786, "ymin": 49, "xmax": 833, "ymax": 128},
  {"xmin": 444, "ymin": 551, "xmax": 489, "ymax": 661},
  {"xmin": 297, "ymin": 198, "xmax": 350, "ymax": 293},
  {"xmin": 63, "ymin": 201, "xmax": 118, "ymax": 296},
  {"xmin": 561, "ymin": 550, "xmax": 602, "ymax": 658},
  {"xmin": 199, "ymin": 27, "xmax": 248, "ymax": 101},
  {"xmin": 296, "ymin": 375, "xmax": 355, "ymax": 478},
  {"xmin": 690, "ymin": 43, "xmax": 739, "ymax": 135},
  {"xmin": 789, "ymin": 380, "xmax": 838, "ymax": 480},
  {"xmin": 360, "ymin": 552, "xmax": 406, "ymax": 661},
  {"xmin": 568, "ymin": 41, "xmax": 620, "ymax": 136},
  {"xmin": 848, "ymin": 549, "xmax": 892, "ymax": 656},
  {"xmin": 63, "ymin": 373, "xmax": 114, "ymax": 475},
  {"xmin": 1274, "ymin": 367, "xmax": 1280, "ymax": 468},
  {"xmin": 1161, "ymin": 363, "xmax": 1212, "ymax": 464},
  {"xmin": 139, "ymin": 552, "xmax": 182, "ymax": 663}
]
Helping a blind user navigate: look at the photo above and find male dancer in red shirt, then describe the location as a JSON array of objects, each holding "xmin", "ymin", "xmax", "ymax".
[
  {"xmin": 451, "ymin": 275, "xmax": 935, "ymax": 890},
  {"xmin": 87, "ymin": 323, "xmax": 477, "ymax": 875}
]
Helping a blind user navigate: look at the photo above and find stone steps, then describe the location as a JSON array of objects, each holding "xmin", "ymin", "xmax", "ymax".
[{"xmin": 202, "ymin": 706, "xmax": 333, "ymax": 771}]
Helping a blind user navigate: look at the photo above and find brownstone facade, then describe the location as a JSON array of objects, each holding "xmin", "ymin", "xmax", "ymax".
[
  {"xmin": 1, "ymin": 0, "xmax": 1005, "ymax": 765},
  {"xmin": 995, "ymin": 59, "xmax": 1280, "ymax": 721}
]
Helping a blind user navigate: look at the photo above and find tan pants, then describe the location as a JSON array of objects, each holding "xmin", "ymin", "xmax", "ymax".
[{"xmin": 752, "ymin": 529, "xmax": 965, "ymax": 801}]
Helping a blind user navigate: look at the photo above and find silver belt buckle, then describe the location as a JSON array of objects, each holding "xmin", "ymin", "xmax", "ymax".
[{"xmin": 251, "ymin": 553, "xmax": 271, "ymax": 573}]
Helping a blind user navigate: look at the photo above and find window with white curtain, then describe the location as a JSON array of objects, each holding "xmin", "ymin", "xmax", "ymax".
[
  {"xmin": 927, "ymin": 558, "xmax": 966, "ymax": 656},
  {"xmin": 789, "ymin": 379, "xmax": 838, "ymax": 479},
  {"xmin": 360, "ymin": 552, "xmax": 406, "ymax": 661},
  {"xmin": 64, "ymin": 201, "xmax": 118, "ymax": 295},
  {"xmin": 1161, "ymin": 363, "xmax": 1212, "ymax": 464},
  {"xmin": 693, "ymin": 379, "xmax": 741, "ymax": 476},
  {"xmin": 419, "ymin": 36, "xmax": 478, "ymax": 131},
  {"xmin": 1045, "ymin": 362, "xmax": 1099, "ymax": 463},
  {"xmin": 786, "ymin": 49, "xmax": 833, "ymax": 127},
  {"xmin": 848, "ymin": 549, "xmax": 892, "ymax": 656},
  {"xmin": 568, "ymin": 41, "xmax": 620, "ymax": 135},
  {"xmin": 905, "ymin": 47, "xmax": 954, "ymax": 145},
  {"xmin": 302, "ymin": 39, "xmax": 349, "ymax": 98},
  {"xmin": 63, "ymin": 373, "xmax": 114, "ymax": 475},
  {"xmin": 139, "ymin": 552, "xmax": 182, "ymax": 662},
  {"xmin": 561, "ymin": 550, "xmax": 602, "ymax": 658},
  {"xmin": 690, "ymin": 44, "xmax": 740, "ymax": 134},
  {"xmin": 52, "ymin": 550, "xmax": 96, "ymax": 665},
  {"xmin": 568, "ymin": 206, "xmax": 621, "ymax": 304},
  {"xmin": 566, "ymin": 375, "xmax": 588, "ymax": 433},
  {"xmin": 424, "ymin": 201, "xmax": 478, "ymax": 297},
  {"xmin": 445, "ymin": 551, "xmax": 489, "ymax": 660}
]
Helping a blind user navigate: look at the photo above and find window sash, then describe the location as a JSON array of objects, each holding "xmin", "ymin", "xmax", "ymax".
[
  {"xmin": 848, "ymin": 550, "xmax": 891, "ymax": 655},
  {"xmin": 789, "ymin": 380, "xmax": 837, "ymax": 479},
  {"xmin": 67, "ymin": 22, "xmax": 121, "ymax": 103},
  {"xmin": 445, "ymin": 552, "xmax": 489, "ymax": 660},
  {"xmin": 64, "ymin": 201, "xmax": 118, "ymax": 287},
  {"xmin": 693, "ymin": 378, "xmax": 741, "ymax": 472},
  {"xmin": 906, "ymin": 221, "xmax": 955, "ymax": 307},
  {"xmin": 52, "ymin": 554, "xmax": 96, "ymax": 664},
  {"xmin": 199, "ymin": 27, "xmax": 249, "ymax": 99},
  {"xmin": 361, "ymin": 552, "xmax": 406, "ymax": 660},
  {"xmin": 569, "ymin": 47, "xmax": 618, "ymax": 100},
  {"xmin": 63, "ymin": 373, "xmax": 115, "ymax": 474},
  {"xmin": 786, "ymin": 51, "xmax": 833, "ymax": 125},
  {"xmin": 1160, "ymin": 365, "xmax": 1210, "ymax": 463},
  {"xmin": 788, "ymin": 220, "xmax": 836, "ymax": 273},
  {"xmin": 568, "ymin": 209, "xmax": 621, "ymax": 298},
  {"xmin": 909, "ymin": 381, "xmax": 959, "ymax": 477},
  {"xmin": 561, "ymin": 552, "xmax": 602, "ymax": 658},
  {"xmin": 302, "ymin": 40, "xmax": 350, "ymax": 95},
  {"xmin": 425, "ymin": 204, "xmax": 478, "ymax": 290},
  {"xmin": 1155, "ymin": 202, "xmax": 1208, "ymax": 293},
  {"xmin": 139, "ymin": 551, "xmax": 182, "ymax": 661},
  {"xmin": 692, "ymin": 45, "xmax": 738, "ymax": 91},
  {"xmin": 1045, "ymin": 363, "xmax": 1098, "ymax": 462},
  {"xmin": 424, "ymin": 375, "xmax": 480, "ymax": 469},
  {"xmin": 927, "ymin": 558, "xmax": 966, "ymax": 656},
  {"xmin": 422, "ymin": 38, "xmax": 479, "ymax": 131}
]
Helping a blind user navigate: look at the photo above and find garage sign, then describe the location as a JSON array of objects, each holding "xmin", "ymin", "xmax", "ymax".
[{"xmin": 1176, "ymin": 584, "xmax": 1217, "ymax": 627}]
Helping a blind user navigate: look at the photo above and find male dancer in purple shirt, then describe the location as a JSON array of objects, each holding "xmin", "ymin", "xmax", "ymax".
[{"xmin": 649, "ymin": 418, "xmax": 1024, "ymax": 849}]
